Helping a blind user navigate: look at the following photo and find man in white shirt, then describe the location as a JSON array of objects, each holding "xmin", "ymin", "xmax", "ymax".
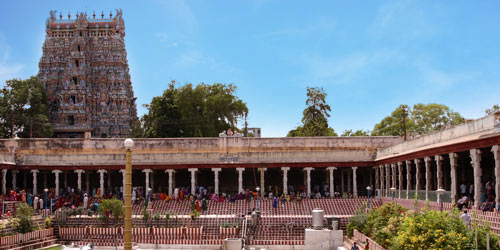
[
  {"xmin": 461, "ymin": 210, "xmax": 470, "ymax": 226},
  {"xmin": 83, "ymin": 194, "xmax": 89, "ymax": 209}
]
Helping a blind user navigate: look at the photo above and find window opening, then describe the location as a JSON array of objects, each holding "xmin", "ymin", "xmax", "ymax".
[{"xmin": 68, "ymin": 115, "xmax": 75, "ymax": 125}]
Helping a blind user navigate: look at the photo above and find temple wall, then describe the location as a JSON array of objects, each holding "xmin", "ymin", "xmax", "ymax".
[
  {"xmin": 377, "ymin": 113, "xmax": 500, "ymax": 160},
  {"xmin": 2, "ymin": 137, "xmax": 402, "ymax": 167}
]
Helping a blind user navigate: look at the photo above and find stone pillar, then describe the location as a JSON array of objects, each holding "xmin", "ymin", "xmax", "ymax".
[
  {"xmin": 375, "ymin": 166, "xmax": 379, "ymax": 194},
  {"xmin": 119, "ymin": 169, "xmax": 126, "ymax": 193},
  {"xmin": 397, "ymin": 162, "xmax": 403, "ymax": 199},
  {"xmin": 385, "ymin": 164, "xmax": 390, "ymax": 196},
  {"xmin": 492, "ymin": 145, "xmax": 500, "ymax": 210},
  {"xmin": 74, "ymin": 170, "xmax": 85, "ymax": 191},
  {"xmin": 406, "ymin": 160, "xmax": 412, "ymax": 199},
  {"xmin": 470, "ymin": 148, "xmax": 482, "ymax": 209},
  {"xmin": 424, "ymin": 157, "xmax": 432, "ymax": 200},
  {"xmin": 31, "ymin": 170, "xmax": 39, "ymax": 195},
  {"xmin": 326, "ymin": 167, "xmax": 336, "ymax": 197},
  {"xmin": 165, "ymin": 170, "xmax": 175, "ymax": 197},
  {"xmin": 1, "ymin": 169, "xmax": 6, "ymax": 196},
  {"xmin": 304, "ymin": 167, "xmax": 314, "ymax": 197},
  {"xmin": 97, "ymin": 169, "xmax": 107, "ymax": 198},
  {"xmin": 449, "ymin": 153, "xmax": 458, "ymax": 203},
  {"xmin": 211, "ymin": 168, "xmax": 222, "ymax": 195},
  {"xmin": 52, "ymin": 170, "xmax": 62, "ymax": 197},
  {"xmin": 236, "ymin": 168, "xmax": 245, "ymax": 194},
  {"xmin": 281, "ymin": 167, "xmax": 290, "ymax": 195},
  {"xmin": 435, "ymin": 155, "xmax": 443, "ymax": 191},
  {"xmin": 188, "ymin": 168, "xmax": 198, "ymax": 195},
  {"xmin": 414, "ymin": 159, "xmax": 421, "ymax": 192},
  {"xmin": 352, "ymin": 167, "xmax": 358, "ymax": 198},
  {"xmin": 142, "ymin": 169, "xmax": 152, "ymax": 191},
  {"xmin": 258, "ymin": 168, "xmax": 267, "ymax": 197},
  {"xmin": 11, "ymin": 170, "xmax": 18, "ymax": 190}
]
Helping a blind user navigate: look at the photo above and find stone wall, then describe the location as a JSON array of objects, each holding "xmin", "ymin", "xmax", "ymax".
[
  {"xmin": 376, "ymin": 113, "xmax": 500, "ymax": 160},
  {"xmin": 0, "ymin": 137, "xmax": 402, "ymax": 168}
]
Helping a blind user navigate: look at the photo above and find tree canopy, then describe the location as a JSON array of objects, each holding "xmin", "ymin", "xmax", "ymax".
[
  {"xmin": 0, "ymin": 76, "xmax": 53, "ymax": 138},
  {"xmin": 341, "ymin": 129, "xmax": 370, "ymax": 136},
  {"xmin": 141, "ymin": 81, "xmax": 248, "ymax": 138},
  {"xmin": 287, "ymin": 87, "xmax": 337, "ymax": 137},
  {"xmin": 372, "ymin": 103, "xmax": 464, "ymax": 137},
  {"xmin": 486, "ymin": 104, "xmax": 500, "ymax": 115}
]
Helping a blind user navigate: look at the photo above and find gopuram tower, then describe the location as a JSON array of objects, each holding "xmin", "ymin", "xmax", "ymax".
[{"xmin": 38, "ymin": 10, "xmax": 137, "ymax": 138}]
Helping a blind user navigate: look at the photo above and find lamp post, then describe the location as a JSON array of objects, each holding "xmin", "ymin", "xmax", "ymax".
[
  {"xmin": 390, "ymin": 187, "xmax": 396, "ymax": 201},
  {"xmin": 436, "ymin": 188, "xmax": 446, "ymax": 212},
  {"xmin": 255, "ymin": 187, "xmax": 260, "ymax": 211},
  {"xmin": 123, "ymin": 138, "xmax": 134, "ymax": 250},
  {"xmin": 366, "ymin": 186, "xmax": 372, "ymax": 209},
  {"xmin": 44, "ymin": 188, "xmax": 48, "ymax": 209}
]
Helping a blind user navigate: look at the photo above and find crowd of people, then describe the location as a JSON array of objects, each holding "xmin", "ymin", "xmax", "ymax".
[{"xmin": 457, "ymin": 181, "xmax": 497, "ymax": 212}]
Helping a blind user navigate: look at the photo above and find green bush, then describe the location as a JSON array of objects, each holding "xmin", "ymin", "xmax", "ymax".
[
  {"xmin": 346, "ymin": 206, "xmax": 367, "ymax": 237},
  {"xmin": 347, "ymin": 202, "xmax": 500, "ymax": 250},
  {"xmin": 392, "ymin": 209, "xmax": 471, "ymax": 250},
  {"xmin": 97, "ymin": 198, "xmax": 124, "ymax": 226},
  {"xmin": 14, "ymin": 203, "xmax": 34, "ymax": 233}
]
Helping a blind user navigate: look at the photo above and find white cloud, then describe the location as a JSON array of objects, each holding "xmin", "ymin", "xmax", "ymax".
[
  {"xmin": 300, "ymin": 49, "xmax": 402, "ymax": 84},
  {"xmin": 172, "ymin": 50, "xmax": 241, "ymax": 75}
]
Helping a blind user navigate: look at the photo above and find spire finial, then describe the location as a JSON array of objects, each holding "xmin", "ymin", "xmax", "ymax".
[
  {"xmin": 93, "ymin": 11, "xmax": 96, "ymax": 19},
  {"xmin": 59, "ymin": 12, "xmax": 63, "ymax": 20},
  {"xmin": 68, "ymin": 11, "xmax": 71, "ymax": 20},
  {"xmin": 101, "ymin": 11, "xmax": 104, "ymax": 19},
  {"xmin": 109, "ymin": 10, "xmax": 112, "ymax": 19}
]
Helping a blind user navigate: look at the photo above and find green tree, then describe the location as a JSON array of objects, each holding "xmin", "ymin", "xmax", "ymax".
[
  {"xmin": 341, "ymin": 129, "xmax": 370, "ymax": 136},
  {"xmin": 287, "ymin": 87, "xmax": 337, "ymax": 137},
  {"xmin": 411, "ymin": 103, "xmax": 464, "ymax": 135},
  {"xmin": 142, "ymin": 81, "xmax": 182, "ymax": 138},
  {"xmin": 97, "ymin": 198, "xmax": 124, "ymax": 226},
  {"xmin": 14, "ymin": 203, "xmax": 34, "ymax": 233},
  {"xmin": 372, "ymin": 105, "xmax": 413, "ymax": 137},
  {"xmin": 0, "ymin": 76, "xmax": 53, "ymax": 138},
  {"xmin": 486, "ymin": 104, "xmax": 500, "ymax": 115},
  {"xmin": 372, "ymin": 103, "xmax": 464, "ymax": 137},
  {"xmin": 142, "ymin": 82, "xmax": 248, "ymax": 137}
]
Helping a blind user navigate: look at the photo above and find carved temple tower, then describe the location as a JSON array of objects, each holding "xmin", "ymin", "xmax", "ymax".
[{"xmin": 38, "ymin": 10, "xmax": 137, "ymax": 138}]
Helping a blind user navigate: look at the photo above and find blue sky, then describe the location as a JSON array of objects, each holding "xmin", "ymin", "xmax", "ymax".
[{"xmin": 1, "ymin": 1, "xmax": 499, "ymax": 137}]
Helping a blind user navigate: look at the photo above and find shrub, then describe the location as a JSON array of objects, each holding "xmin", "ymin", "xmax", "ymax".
[
  {"xmin": 392, "ymin": 209, "xmax": 472, "ymax": 250},
  {"xmin": 346, "ymin": 205, "xmax": 367, "ymax": 237},
  {"xmin": 97, "ymin": 198, "xmax": 124, "ymax": 226},
  {"xmin": 14, "ymin": 203, "xmax": 34, "ymax": 233},
  {"xmin": 44, "ymin": 217, "xmax": 52, "ymax": 229}
]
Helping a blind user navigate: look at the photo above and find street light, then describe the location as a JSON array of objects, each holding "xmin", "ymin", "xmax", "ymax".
[
  {"xmin": 123, "ymin": 138, "xmax": 134, "ymax": 250},
  {"xmin": 390, "ymin": 187, "xmax": 396, "ymax": 201},
  {"xmin": 255, "ymin": 187, "xmax": 261, "ymax": 211},
  {"xmin": 436, "ymin": 188, "xmax": 446, "ymax": 212},
  {"xmin": 366, "ymin": 186, "xmax": 372, "ymax": 208},
  {"xmin": 44, "ymin": 188, "xmax": 48, "ymax": 210}
]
